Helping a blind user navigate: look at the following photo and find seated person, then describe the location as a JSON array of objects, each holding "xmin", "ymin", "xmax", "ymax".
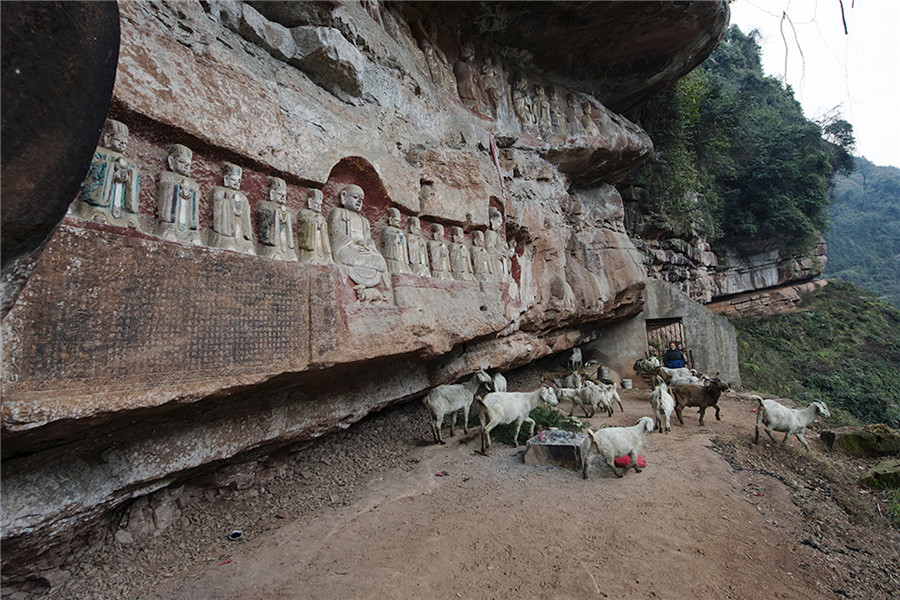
[{"xmin": 663, "ymin": 341, "xmax": 686, "ymax": 369}]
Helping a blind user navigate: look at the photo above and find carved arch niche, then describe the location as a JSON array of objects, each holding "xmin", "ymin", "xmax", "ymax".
[{"xmin": 321, "ymin": 156, "xmax": 393, "ymax": 237}]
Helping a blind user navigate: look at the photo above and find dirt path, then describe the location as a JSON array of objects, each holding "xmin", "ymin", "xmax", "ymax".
[
  {"xmin": 137, "ymin": 390, "xmax": 896, "ymax": 600},
  {"xmin": 11, "ymin": 385, "xmax": 897, "ymax": 600}
]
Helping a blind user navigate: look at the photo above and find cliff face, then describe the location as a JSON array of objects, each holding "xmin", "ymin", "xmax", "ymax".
[
  {"xmin": 0, "ymin": 0, "xmax": 729, "ymax": 571},
  {"xmin": 624, "ymin": 195, "xmax": 828, "ymax": 307}
]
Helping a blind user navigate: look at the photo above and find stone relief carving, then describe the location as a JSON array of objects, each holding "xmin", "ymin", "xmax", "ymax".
[
  {"xmin": 449, "ymin": 226, "xmax": 475, "ymax": 281},
  {"xmin": 566, "ymin": 95, "xmax": 585, "ymax": 136},
  {"xmin": 71, "ymin": 119, "xmax": 141, "ymax": 228},
  {"xmin": 384, "ymin": 8, "xmax": 428, "ymax": 78},
  {"xmin": 471, "ymin": 229, "xmax": 491, "ymax": 282},
  {"xmin": 486, "ymin": 206, "xmax": 511, "ymax": 280},
  {"xmin": 406, "ymin": 216, "xmax": 431, "ymax": 277},
  {"xmin": 454, "ymin": 41, "xmax": 487, "ymax": 113},
  {"xmin": 380, "ymin": 207, "xmax": 412, "ymax": 275},
  {"xmin": 418, "ymin": 182, "xmax": 436, "ymax": 214},
  {"xmin": 328, "ymin": 184, "xmax": 389, "ymax": 289},
  {"xmin": 257, "ymin": 176, "xmax": 296, "ymax": 261},
  {"xmin": 155, "ymin": 143, "xmax": 201, "ymax": 245},
  {"xmin": 209, "ymin": 162, "xmax": 255, "ymax": 254},
  {"xmin": 533, "ymin": 86, "xmax": 552, "ymax": 136},
  {"xmin": 549, "ymin": 88, "xmax": 565, "ymax": 134},
  {"xmin": 427, "ymin": 223, "xmax": 452, "ymax": 280},
  {"xmin": 481, "ymin": 56, "xmax": 501, "ymax": 117},
  {"xmin": 581, "ymin": 102, "xmax": 601, "ymax": 137},
  {"xmin": 296, "ymin": 189, "xmax": 332, "ymax": 265},
  {"xmin": 512, "ymin": 76, "xmax": 536, "ymax": 132},
  {"xmin": 363, "ymin": 0, "xmax": 382, "ymax": 27},
  {"xmin": 421, "ymin": 38, "xmax": 456, "ymax": 97}
]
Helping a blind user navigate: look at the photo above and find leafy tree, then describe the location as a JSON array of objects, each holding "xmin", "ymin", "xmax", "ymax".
[
  {"xmin": 628, "ymin": 25, "xmax": 855, "ymax": 254},
  {"xmin": 826, "ymin": 157, "xmax": 900, "ymax": 306}
]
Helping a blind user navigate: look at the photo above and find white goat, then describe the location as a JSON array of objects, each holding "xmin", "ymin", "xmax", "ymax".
[
  {"xmin": 543, "ymin": 370, "xmax": 584, "ymax": 390},
  {"xmin": 423, "ymin": 369, "xmax": 492, "ymax": 444},
  {"xmin": 588, "ymin": 380, "xmax": 623, "ymax": 413},
  {"xmin": 753, "ymin": 395, "xmax": 830, "ymax": 451},
  {"xmin": 568, "ymin": 347, "xmax": 583, "ymax": 369},
  {"xmin": 557, "ymin": 384, "xmax": 613, "ymax": 418},
  {"xmin": 479, "ymin": 386, "xmax": 559, "ymax": 453},
  {"xmin": 669, "ymin": 374, "xmax": 702, "ymax": 386},
  {"xmin": 583, "ymin": 417, "xmax": 655, "ymax": 479},
  {"xmin": 649, "ymin": 379, "xmax": 675, "ymax": 434},
  {"xmin": 633, "ymin": 357, "xmax": 660, "ymax": 376},
  {"xmin": 652, "ymin": 365, "xmax": 695, "ymax": 384},
  {"xmin": 490, "ymin": 371, "xmax": 507, "ymax": 393}
]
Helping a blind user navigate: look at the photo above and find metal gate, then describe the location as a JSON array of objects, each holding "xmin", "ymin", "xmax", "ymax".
[{"xmin": 645, "ymin": 318, "xmax": 691, "ymax": 367}]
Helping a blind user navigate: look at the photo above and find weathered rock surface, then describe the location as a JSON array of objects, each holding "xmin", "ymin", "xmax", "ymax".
[
  {"xmin": 0, "ymin": 0, "xmax": 730, "ymax": 578},
  {"xmin": 707, "ymin": 280, "xmax": 828, "ymax": 319},
  {"xmin": 860, "ymin": 459, "xmax": 900, "ymax": 489},
  {"xmin": 0, "ymin": 2, "xmax": 120, "ymax": 317},
  {"xmin": 821, "ymin": 425, "xmax": 900, "ymax": 458}
]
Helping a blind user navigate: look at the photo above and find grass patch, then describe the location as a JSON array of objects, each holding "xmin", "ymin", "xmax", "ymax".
[
  {"xmin": 732, "ymin": 280, "xmax": 900, "ymax": 428},
  {"xmin": 489, "ymin": 405, "xmax": 589, "ymax": 447}
]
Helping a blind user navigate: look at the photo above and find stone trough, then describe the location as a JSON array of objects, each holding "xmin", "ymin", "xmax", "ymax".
[{"xmin": 524, "ymin": 428, "xmax": 592, "ymax": 472}]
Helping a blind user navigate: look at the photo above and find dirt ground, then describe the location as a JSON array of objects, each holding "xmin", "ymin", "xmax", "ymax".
[{"xmin": 6, "ymin": 380, "xmax": 899, "ymax": 600}]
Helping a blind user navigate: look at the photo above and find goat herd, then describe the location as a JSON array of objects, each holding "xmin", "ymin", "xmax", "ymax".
[{"xmin": 423, "ymin": 351, "xmax": 831, "ymax": 479}]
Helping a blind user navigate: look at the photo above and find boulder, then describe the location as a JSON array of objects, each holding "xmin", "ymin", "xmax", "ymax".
[
  {"xmin": 820, "ymin": 424, "xmax": 900, "ymax": 457},
  {"xmin": 524, "ymin": 429, "xmax": 591, "ymax": 472},
  {"xmin": 860, "ymin": 459, "xmax": 900, "ymax": 489}
]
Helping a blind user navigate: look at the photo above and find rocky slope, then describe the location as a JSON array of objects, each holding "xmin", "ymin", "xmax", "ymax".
[{"xmin": 1, "ymin": 0, "xmax": 731, "ymax": 579}]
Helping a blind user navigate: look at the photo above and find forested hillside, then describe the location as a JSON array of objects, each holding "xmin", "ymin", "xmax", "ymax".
[
  {"xmin": 826, "ymin": 158, "xmax": 900, "ymax": 306},
  {"xmin": 733, "ymin": 281, "xmax": 900, "ymax": 428},
  {"xmin": 627, "ymin": 25, "xmax": 854, "ymax": 253}
]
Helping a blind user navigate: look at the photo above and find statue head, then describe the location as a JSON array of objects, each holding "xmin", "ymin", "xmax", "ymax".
[
  {"xmin": 387, "ymin": 207, "xmax": 402, "ymax": 228},
  {"xmin": 339, "ymin": 184, "xmax": 365, "ymax": 213},
  {"xmin": 451, "ymin": 226, "xmax": 465, "ymax": 243},
  {"xmin": 102, "ymin": 119, "xmax": 129, "ymax": 154},
  {"xmin": 489, "ymin": 206, "xmax": 503, "ymax": 231},
  {"xmin": 430, "ymin": 223, "xmax": 444, "ymax": 239},
  {"xmin": 419, "ymin": 183, "xmax": 435, "ymax": 205},
  {"xmin": 472, "ymin": 230, "xmax": 485, "ymax": 247},
  {"xmin": 421, "ymin": 39, "xmax": 435, "ymax": 60},
  {"xmin": 223, "ymin": 162, "xmax": 242, "ymax": 190},
  {"xmin": 408, "ymin": 216, "xmax": 421, "ymax": 233},
  {"xmin": 461, "ymin": 42, "xmax": 475, "ymax": 63},
  {"xmin": 306, "ymin": 189, "xmax": 324, "ymax": 212},
  {"xmin": 582, "ymin": 102, "xmax": 593, "ymax": 116},
  {"xmin": 267, "ymin": 176, "xmax": 287, "ymax": 205},
  {"xmin": 167, "ymin": 144, "xmax": 193, "ymax": 177}
]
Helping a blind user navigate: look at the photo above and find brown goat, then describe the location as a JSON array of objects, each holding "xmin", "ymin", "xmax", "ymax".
[{"xmin": 670, "ymin": 376, "xmax": 729, "ymax": 426}]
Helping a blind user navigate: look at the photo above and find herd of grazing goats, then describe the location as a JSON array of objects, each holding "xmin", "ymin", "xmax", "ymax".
[{"xmin": 423, "ymin": 349, "xmax": 830, "ymax": 479}]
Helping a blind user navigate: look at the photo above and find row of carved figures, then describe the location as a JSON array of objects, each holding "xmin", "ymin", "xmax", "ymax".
[
  {"xmin": 403, "ymin": 19, "xmax": 607, "ymax": 138},
  {"xmin": 369, "ymin": 4, "xmax": 608, "ymax": 139},
  {"xmin": 70, "ymin": 120, "xmax": 514, "ymax": 292}
]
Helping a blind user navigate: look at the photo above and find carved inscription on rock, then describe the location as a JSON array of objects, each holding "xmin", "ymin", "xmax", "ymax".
[{"xmin": 3, "ymin": 226, "xmax": 309, "ymax": 394}]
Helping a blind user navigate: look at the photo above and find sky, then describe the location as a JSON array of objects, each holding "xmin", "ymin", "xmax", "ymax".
[{"xmin": 728, "ymin": 0, "xmax": 900, "ymax": 169}]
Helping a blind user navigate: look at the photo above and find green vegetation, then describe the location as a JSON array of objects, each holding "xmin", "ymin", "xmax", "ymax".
[
  {"xmin": 629, "ymin": 26, "xmax": 855, "ymax": 253},
  {"xmin": 732, "ymin": 280, "xmax": 900, "ymax": 428},
  {"xmin": 489, "ymin": 404, "xmax": 590, "ymax": 447},
  {"xmin": 826, "ymin": 158, "xmax": 900, "ymax": 307}
]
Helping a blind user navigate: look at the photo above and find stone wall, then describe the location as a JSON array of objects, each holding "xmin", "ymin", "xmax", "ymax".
[
  {"xmin": 0, "ymin": 0, "xmax": 729, "ymax": 573},
  {"xmin": 642, "ymin": 279, "xmax": 741, "ymax": 386}
]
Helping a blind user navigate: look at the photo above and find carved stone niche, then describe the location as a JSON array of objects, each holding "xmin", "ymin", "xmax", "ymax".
[
  {"xmin": 69, "ymin": 118, "xmax": 141, "ymax": 229},
  {"xmin": 322, "ymin": 157, "xmax": 393, "ymax": 300}
]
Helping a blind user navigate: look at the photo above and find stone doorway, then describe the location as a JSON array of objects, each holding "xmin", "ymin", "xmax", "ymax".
[{"xmin": 645, "ymin": 317, "xmax": 693, "ymax": 368}]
